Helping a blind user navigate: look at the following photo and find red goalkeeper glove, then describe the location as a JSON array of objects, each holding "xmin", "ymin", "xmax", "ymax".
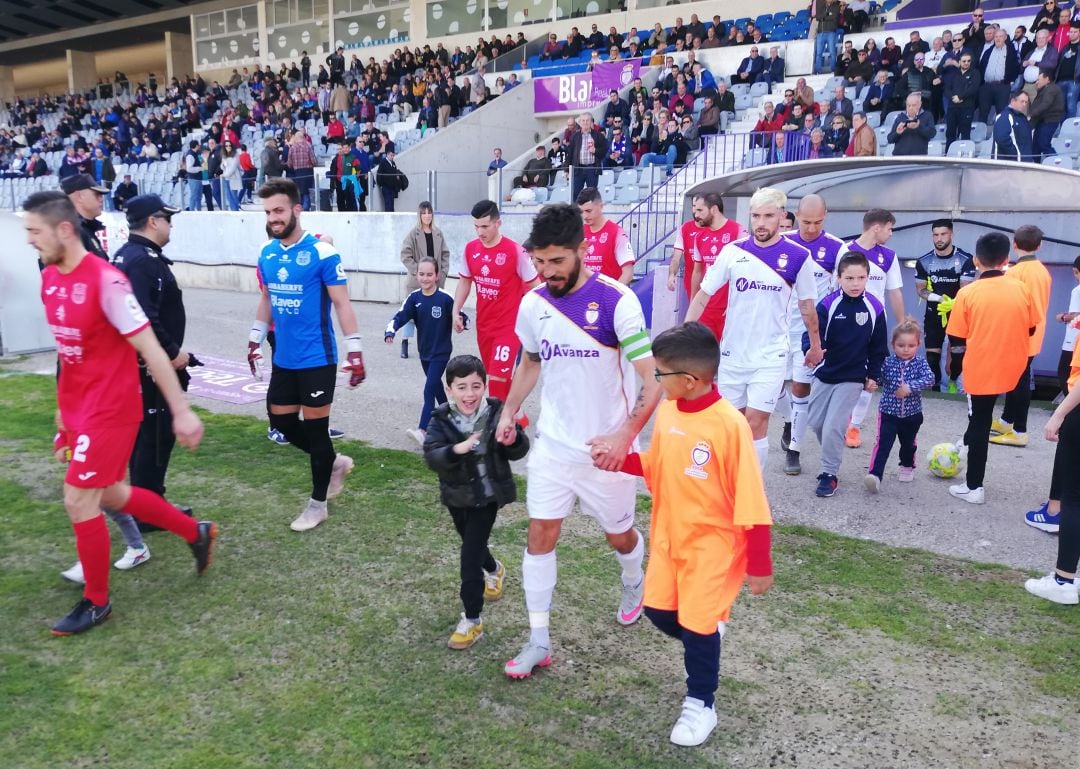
[
  {"xmin": 248, "ymin": 321, "xmax": 268, "ymax": 379},
  {"xmin": 343, "ymin": 334, "xmax": 365, "ymax": 387}
]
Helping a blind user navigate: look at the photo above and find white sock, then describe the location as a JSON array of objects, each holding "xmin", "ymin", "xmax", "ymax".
[
  {"xmin": 775, "ymin": 385, "xmax": 792, "ymax": 422},
  {"xmin": 790, "ymin": 395, "xmax": 810, "ymax": 450},
  {"xmin": 523, "ymin": 548, "xmax": 557, "ymax": 648},
  {"xmin": 614, "ymin": 528, "xmax": 644, "ymax": 587},
  {"xmin": 850, "ymin": 390, "xmax": 873, "ymax": 427},
  {"xmin": 753, "ymin": 437, "xmax": 769, "ymax": 471}
]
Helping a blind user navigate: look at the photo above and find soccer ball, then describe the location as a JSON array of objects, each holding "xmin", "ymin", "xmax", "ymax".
[{"xmin": 926, "ymin": 442, "xmax": 963, "ymax": 478}]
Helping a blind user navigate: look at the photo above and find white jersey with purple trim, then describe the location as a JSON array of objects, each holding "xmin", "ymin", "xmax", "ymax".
[
  {"xmin": 783, "ymin": 230, "xmax": 844, "ymax": 332},
  {"xmin": 700, "ymin": 235, "xmax": 817, "ymax": 369},
  {"xmin": 516, "ymin": 273, "xmax": 652, "ymax": 464},
  {"xmin": 837, "ymin": 240, "xmax": 903, "ymax": 304}
]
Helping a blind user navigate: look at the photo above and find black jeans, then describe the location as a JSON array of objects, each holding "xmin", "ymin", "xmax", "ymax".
[
  {"xmin": 644, "ymin": 607, "xmax": 723, "ymax": 708},
  {"xmin": 868, "ymin": 412, "xmax": 923, "ymax": 478},
  {"xmin": 1055, "ymin": 408, "xmax": 1080, "ymax": 574},
  {"xmin": 1001, "ymin": 356, "xmax": 1034, "ymax": 433},
  {"xmin": 964, "ymin": 393, "xmax": 998, "ymax": 489},
  {"xmin": 129, "ymin": 367, "xmax": 186, "ymax": 496},
  {"xmin": 447, "ymin": 502, "xmax": 498, "ymax": 619}
]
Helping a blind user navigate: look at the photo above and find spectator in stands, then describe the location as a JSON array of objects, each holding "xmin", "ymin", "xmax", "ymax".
[
  {"xmin": 670, "ymin": 17, "xmax": 688, "ymax": 43},
  {"xmin": 285, "ymin": 130, "xmax": 317, "ymax": 211},
  {"xmin": 827, "ymin": 85, "xmax": 854, "ymax": 123},
  {"xmin": 607, "ymin": 26, "xmax": 624, "ymax": 50},
  {"xmin": 716, "ymin": 81, "xmax": 736, "ymax": 118},
  {"xmin": 603, "ymin": 90, "xmax": 631, "ymax": 134},
  {"xmin": 1014, "ymin": 26, "xmax": 1035, "ymax": 61},
  {"xmin": 513, "ymin": 146, "xmax": 554, "ymax": 191},
  {"xmin": 648, "ymin": 22, "xmax": 669, "ymax": 50},
  {"xmin": 58, "ymin": 146, "xmax": 84, "ymax": 181},
  {"xmin": 686, "ymin": 14, "xmax": 706, "ymax": 42},
  {"xmin": 221, "ymin": 142, "xmax": 243, "ymax": 211},
  {"xmin": 376, "ymin": 150, "xmax": 407, "ymax": 212},
  {"xmin": 27, "ymin": 151, "xmax": 47, "ymax": 178},
  {"xmin": 1030, "ymin": 67, "xmax": 1065, "ymax": 158},
  {"xmin": 1024, "ymin": 30, "xmax": 1060, "ymax": 86},
  {"xmin": 889, "ymin": 93, "xmax": 937, "ymax": 155},
  {"xmin": 564, "ymin": 28, "xmax": 584, "ymax": 59},
  {"xmin": 1051, "ymin": 9, "xmax": 1073, "ymax": 52},
  {"xmin": 486, "ymin": 148, "xmax": 508, "ymax": 177},
  {"xmin": 639, "ymin": 118, "xmax": 687, "ymax": 176},
  {"xmin": 844, "ymin": 50, "xmax": 875, "ymax": 96},
  {"xmin": 848, "ymin": 0, "xmax": 870, "ymax": 32},
  {"xmin": 548, "ymin": 137, "xmax": 567, "ymax": 179},
  {"xmin": 759, "ymin": 46, "xmax": 786, "ymax": 87},
  {"xmin": 698, "ymin": 96, "xmax": 721, "ymax": 136},
  {"xmin": 813, "ymin": 0, "xmax": 842, "ymax": 74},
  {"xmin": 668, "ymin": 83, "xmax": 694, "ymax": 115},
  {"xmin": 753, "ymin": 101, "xmax": 784, "ymax": 149},
  {"xmin": 835, "ymin": 40, "xmax": 857, "ymax": 76},
  {"xmin": 863, "ymin": 37, "xmax": 882, "ymax": 68},
  {"xmin": 847, "ymin": 111, "xmax": 877, "ymax": 156},
  {"xmin": 898, "ymin": 53, "xmax": 938, "ymax": 113},
  {"xmin": 903, "ymin": 30, "xmax": 932, "ymax": 64},
  {"xmin": 925, "ymin": 37, "xmax": 947, "ymax": 72},
  {"xmin": 807, "ymin": 128, "xmax": 832, "ymax": 159},
  {"xmin": 329, "ymin": 142, "xmax": 360, "ymax": 212},
  {"xmin": 945, "ymin": 51, "xmax": 982, "ymax": 149},
  {"xmin": 88, "ymin": 147, "xmax": 116, "ymax": 210},
  {"xmin": 327, "ymin": 46, "xmax": 346, "ymax": 86},
  {"xmin": 994, "ymin": 90, "xmax": 1035, "ymax": 160},
  {"xmin": 769, "ymin": 130, "xmax": 795, "ymax": 163},
  {"xmin": 680, "ymin": 115, "xmax": 700, "ymax": 151},
  {"xmin": 1033, "ymin": 0, "xmax": 1061, "ymax": 38},
  {"xmin": 880, "ymin": 37, "xmax": 904, "ymax": 75},
  {"xmin": 567, "ymin": 113, "xmax": 607, "ymax": 197},
  {"xmin": 1056, "ymin": 25, "xmax": 1080, "ymax": 118},
  {"xmin": 972, "ymin": 24, "xmax": 998, "ymax": 65},
  {"xmin": 699, "ymin": 27, "xmax": 721, "ymax": 50},
  {"xmin": 586, "ymin": 24, "xmax": 605, "ymax": 49},
  {"xmin": 605, "ymin": 127, "xmax": 633, "ymax": 168},
  {"xmin": 622, "ymin": 27, "xmax": 640, "ymax": 50},
  {"xmin": 540, "ymin": 34, "xmax": 563, "ymax": 62},
  {"xmin": 113, "ymin": 174, "xmax": 137, "ymax": 212},
  {"xmin": 965, "ymin": 9, "xmax": 988, "ymax": 51},
  {"xmin": 630, "ymin": 112, "xmax": 657, "ymax": 163},
  {"xmin": 749, "ymin": 27, "xmax": 768, "ymax": 47},
  {"xmin": 606, "ymin": 45, "xmax": 622, "ymax": 62},
  {"xmin": 825, "ymin": 115, "xmax": 850, "ymax": 154},
  {"xmin": 205, "ymin": 137, "xmax": 223, "ymax": 209},
  {"xmin": 733, "ymin": 46, "xmax": 765, "ymax": 86},
  {"xmin": 979, "ymin": 28, "xmax": 1021, "ymax": 125}
]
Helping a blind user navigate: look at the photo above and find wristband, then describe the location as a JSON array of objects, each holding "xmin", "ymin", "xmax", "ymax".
[
  {"xmin": 249, "ymin": 320, "xmax": 269, "ymax": 345},
  {"xmin": 345, "ymin": 333, "xmax": 363, "ymax": 353}
]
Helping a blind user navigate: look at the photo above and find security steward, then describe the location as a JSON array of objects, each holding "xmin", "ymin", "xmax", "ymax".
[
  {"xmin": 112, "ymin": 194, "xmax": 199, "ymax": 530},
  {"xmin": 60, "ymin": 173, "xmax": 110, "ymax": 260}
]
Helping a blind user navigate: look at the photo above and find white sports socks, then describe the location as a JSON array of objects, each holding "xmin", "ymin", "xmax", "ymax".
[
  {"xmin": 790, "ymin": 395, "xmax": 810, "ymax": 450},
  {"xmin": 753, "ymin": 437, "xmax": 769, "ymax": 470},
  {"xmin": 614, "ymin": 528, "xmax": 644, "ymax": 587},
  {"xmin": 523, "ymin": 548, "xmax": 557, "ymax": 648},
  {"xmin": 775, "ymin": 385, "xmax": 792, "ymax": 422}
]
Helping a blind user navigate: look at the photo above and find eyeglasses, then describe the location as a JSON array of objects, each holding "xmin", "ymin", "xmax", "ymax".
[
  {"xmin": 152, "ymin": 213, "xmax": 173, "ymax": 223},
  {"xmin": 972, "ymin": 13, "xmax": 983, "ymax": 17},
  {"xmin": 654, "ymin": 369, "xmax": 699, "ymax": 381}
]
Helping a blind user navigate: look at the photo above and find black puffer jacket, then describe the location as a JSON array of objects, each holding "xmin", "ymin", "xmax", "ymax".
[{"xmin": 423, "ymin": 398, "xmax": 529, "ymax": 508}]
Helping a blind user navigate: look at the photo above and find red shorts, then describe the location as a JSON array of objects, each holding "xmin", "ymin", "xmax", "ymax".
[
  {"xmin": 62, "ymin": 423, "xmax": 138, "ymax": 489},
  {"xmin": 477, "ymin": 330, "xmax": 520, "ymax": 382},
  {"xmin": 699, "ymin": 285, "xmax": 728, "ymax": 342}
]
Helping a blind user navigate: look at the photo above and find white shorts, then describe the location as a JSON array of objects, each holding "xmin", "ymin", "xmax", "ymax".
[
  {"xmin": 717, "ymin": 363, "xmax": 786, "ymax": 413},
  {"xmin": 526, "ymin": 448, "xmax": 637, "ymax": 535}
]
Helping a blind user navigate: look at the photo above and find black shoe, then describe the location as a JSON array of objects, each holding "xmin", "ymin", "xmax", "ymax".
[
  {"xmin": 51, "ymin": 597, "xmax": 112, "ymax": 635},
  {"xmin": 781, "ymin": 422, "xmax": 792, "ymax": 453},
  {"xmin": 137, "ymin": 504, "xmax": 193, "ymax": 534},
  {"xmin": 189, "ymin": 521, "xmax": 219, "ymax": 576},
  {"xmin": 815, "ymin": 473, "xmax": 838, "ymax": 498},
  {"xmin": 400, "ymin": 340, "xmax": 409, "ymax": 359},
  {"xmin": 784, "ymin": 449, "xmax": 801, "ymax": 476}
]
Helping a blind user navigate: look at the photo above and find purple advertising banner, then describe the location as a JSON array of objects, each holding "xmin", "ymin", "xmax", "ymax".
[
  {"xmin": 186, "ymin": 354, "xmax": 347, "ymax": 405},
  {"xmin": 533, "ymin": 59, "xmax": 642, "ymax": 113}
]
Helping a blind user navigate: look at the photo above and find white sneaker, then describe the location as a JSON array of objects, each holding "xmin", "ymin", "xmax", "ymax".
[
  {"xmin": 327, "ymin": 453, "xmax": 354, "ymax": 499},
  {"xmin": 406, "ymin": 428, "xmax": 426, "ymax": 448},
  {"xmin": 290, "ymin": 499, "xmax": 328, "ymax": 532},
  {"xmin": 864, "ymin": 474, "xmax": 881, "ymax": 493},
  {"xmin": 113, "ymin": 545, "xmax": 151, "ymax": 570},
  {"xmin": 949, "ymin": 484, "xmax": 985, "ymax": 504},
  {"xmin": 504, "ymin": 640, "xmax": 552, "ymax": 678},
  {"xmin": 617, "ymin": 577, "xmax": 645, "ymax": 625},
  {"xmin": 60, "ymin": 561, "xmax": 85, "ymax": 585},
  {"xmin": 670, "ymin": 697, "xmax": 718, "ymax": 747},
  {"xmin": 1024, "ymin": 574, "xmax": 1079, "ymax": 605}
]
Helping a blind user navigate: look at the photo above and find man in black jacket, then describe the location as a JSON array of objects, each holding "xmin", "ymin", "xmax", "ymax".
[
  {"xmin": 945, "ymin": 51, "xmax": 982, "ymax": 148},
  {"xmin": 326, "ymin": 47, "xmax": 346, "ymax": 86},
  {"xmin": 888, "ymin": 93, "xmax": 937, "ymax": 155},
  {"xmin": 376, "ymin": 150, "xmax": 407, "ymax": 212},
  {"xmin": 60, "ymin": 173, "xmax": 109, "ymax": 260},
  {"xmin": 113, "ymin": 173, "xmax": 138, "ymax": 211}
]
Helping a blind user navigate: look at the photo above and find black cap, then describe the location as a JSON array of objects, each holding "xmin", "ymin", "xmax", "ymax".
[
  {"xmin": 126, "ymin": 194, "xmax": 181, "ymax": 223},
  {"xmin": 61, "ymin": 173, "xmax": 109, "ymax": 195}
]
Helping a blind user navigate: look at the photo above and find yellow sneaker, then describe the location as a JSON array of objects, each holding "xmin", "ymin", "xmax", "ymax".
[
  {"xmin": 845, "ymin": 425, "xmax": 862, "ymax": 448},
  {"xmin": 448, "ymin": 614, "xmax": 484, "ymax": 650},
  {"xmin": 989, "ymin": 430, "xmax": 1028, "ymax": 447},
  {"xmin": 484, "ymin": 559, "xmax": 505, "ymax": 601},
  {"xmin": 990, "ymin": 419, "xmax": 1012, "ymax": 436}
]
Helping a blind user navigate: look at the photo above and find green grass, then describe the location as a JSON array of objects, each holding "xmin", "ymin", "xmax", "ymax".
[{"xmin": 0, "ymin": 374, "xmax": 1077, "ymax": 768}]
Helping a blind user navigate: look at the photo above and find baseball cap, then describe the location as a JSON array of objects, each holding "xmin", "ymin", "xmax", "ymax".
[
  {"xmin": 125, "ymin": 194, "xmax": 181, "ymax": 223},
  {"xmin": 61, "ymin": 173, "xmax": 109, "ymax": 195}
]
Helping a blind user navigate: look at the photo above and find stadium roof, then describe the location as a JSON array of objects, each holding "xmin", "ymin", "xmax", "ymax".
[{"xmin": 0, "ymin": 1, "xmax": 199, "ymax": 65}]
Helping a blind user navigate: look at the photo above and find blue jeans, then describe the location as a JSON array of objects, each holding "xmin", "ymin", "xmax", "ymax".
[
  {"xmin": 1061, "ymin": 80, "xmax": 1080, "ymax": 119},
  {"xmin": 225, "ymin": 185, "xmax": 240, "ymax": 211},
  {"xmin": 1033, "ymin": 121, "xmax": 1059, "ymax": 160},
  {"xmin": 815, "ymin": 31, "xmax": 839, "ymax": 74},
  {"xmin": 639, "ymin": 145, "xmax": 677, "ymax": 174},
  {"xmin": 186, "ymin": 178, "xmax": 203, "ymax": 210}
]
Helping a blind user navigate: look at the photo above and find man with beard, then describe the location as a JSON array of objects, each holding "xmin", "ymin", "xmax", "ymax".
[
  {"xmin": 495, "ymin": 203, "xmax": 661, "ymax": 679},
  {"xmin": 686, "ymin": 187, "xmax": 821, "ymax": 471},
  {"xmin": 915, "ymin": 219, "xmax": 975, "ymax": 393},
  {"xmin": 687, "ymin": 192, "xmax": 745, "ymax": 343},
  {"xmin": 246, "ymin": 179, "xmax": 364, "ymax": 532}
]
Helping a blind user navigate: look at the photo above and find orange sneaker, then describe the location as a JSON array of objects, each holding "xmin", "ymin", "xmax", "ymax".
[{"xmin": 845, "ymin": 425, "xmax": 862, "ymax": 448}]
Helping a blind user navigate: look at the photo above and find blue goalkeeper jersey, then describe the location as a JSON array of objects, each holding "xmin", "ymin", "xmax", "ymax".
[{"xmin": 258, "ymin": 232, "xmax": 347, "ymax": 369}]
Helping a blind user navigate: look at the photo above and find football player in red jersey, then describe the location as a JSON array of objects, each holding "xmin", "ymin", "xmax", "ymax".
[
  {"xmin": 688, "ymin": 192, "xmax": 745, "ymax": 341},
  {"xmin": 576, "ymin": 187, "xmax": 635, "ymax": 284}
]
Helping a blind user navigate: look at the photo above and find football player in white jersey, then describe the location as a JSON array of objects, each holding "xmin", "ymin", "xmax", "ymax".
[
  {"xmin": 835, "ymin": 208, "xmax": 907, "ymax": 448},
  {"xmin": 686, "ymin": 187, "xmax": 823, "ymax": 471},
  {"xmin": 495, "ymin": 203, "xmax": 661, "ymax": 680}
]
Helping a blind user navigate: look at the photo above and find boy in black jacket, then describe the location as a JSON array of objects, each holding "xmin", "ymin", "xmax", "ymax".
[
  {"xmin": 423, "ymin": 355, "xmax": 530, "ymax": 650},
  {"xmin": 805, "ymin": 251, "xmax": 888, "ymax": 497}
]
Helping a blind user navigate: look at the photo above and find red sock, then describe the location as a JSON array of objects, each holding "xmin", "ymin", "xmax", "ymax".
[
  {"xmin": 488, "ymin": 377, "xmax": 510, "ymax": 402},
  {"xmin": 74, "ymin": 515, "xmax": 110, "ymax": 606},
  {"xmin": 122, "ymin": 487, "xmax": 198, "ymax": 543}
]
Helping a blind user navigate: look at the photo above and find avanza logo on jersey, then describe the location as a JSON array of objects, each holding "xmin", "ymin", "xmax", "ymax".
[
  {"xmin": 734, "ymin": 277, "xmax": 783, "ymax": 293},
  {"xmin": 539, "ymin": 339, "xmax": 601, "ymax": 359}
]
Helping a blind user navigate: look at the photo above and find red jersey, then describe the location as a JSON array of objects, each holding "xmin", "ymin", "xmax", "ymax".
[
  {"xmin": 460, "ymin": 236, "xmax": 537, "ymax": 331},
  {"xmin": 42, "ymin": 254, "xmax": 149, "ymax": 430},
  {"xmin": 692, "ymin": 220, "xmax": 743, "ymax": 340},
  {"xmin": 583, "ymin": 219, "xmax": 634, "ymax": 281},
  {"xmin": 677, "ymin": 220, "xmax": 705, "ymax": 297}
]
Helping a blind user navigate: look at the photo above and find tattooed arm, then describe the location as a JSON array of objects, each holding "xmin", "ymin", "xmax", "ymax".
[{"xmin": 587, "ymin": 355, "xmax": 662, "ymax": 472}]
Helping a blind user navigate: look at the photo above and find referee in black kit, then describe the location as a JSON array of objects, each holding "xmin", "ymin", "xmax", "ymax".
[{"xmin": 113, "ymin": 194, "xmax": 200, "ymax": 530}]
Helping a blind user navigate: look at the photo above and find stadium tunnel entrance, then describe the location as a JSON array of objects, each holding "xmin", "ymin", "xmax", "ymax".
[{"xmin": 681, "ymin": 158, "xmax": 1080, "ymax": 391}]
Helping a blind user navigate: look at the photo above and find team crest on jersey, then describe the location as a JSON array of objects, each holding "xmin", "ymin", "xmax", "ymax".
[
  {"xmin": 722, "ymin": 234, "xmax": 731, "ymax": 244},
  {"xmin": 277, "ymin": 267, "xmax": 289, "ymax": 282},
  {"xmin": 778, "ymin": 254, "xmax": 788, "ymax": 269},
  {"xmin": 431, "ymin": 305, "xmax": 442, "ymax": 318},
  {"xmin": 599, "ymin": 232, "xmax": 609, "ymax": 244},
  {"xmin": 296, "ymin": 251, "xmax": 311, "ymax": 267},
  {"xmin": 495, "ymin": 253, "xmax": 507, "ymax": 266},
  {"xmin": 481, "ymin": 265, "xmax": 491, "ymax": 277},
  {"xmin": 855, "ymin": 311, "xmax": 869, "ymax": 326},
  {"xmin": 685, "ymin": 441, "xmax": 711, "ymax": 479},
  {"xmin": 584, "ymin": 301, "xmax": 599, "ymax": 327},
  {"xmin": 877, "ymin": 253, "xmax": 884, "ymax": 264},
  {"xmin": 72, "ymin": 283, "xmax": 87, "ymax": 305},
  {"xmin": 817, "ymin": 246, "xmax": 826, "ymax": 260}
]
